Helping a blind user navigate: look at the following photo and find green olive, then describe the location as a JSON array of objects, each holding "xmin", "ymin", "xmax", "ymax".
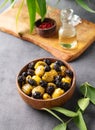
[
  {"xmin": 22, "ymin": 83, "xmax": 33, "ymax": 95},
  {"xmin": 52, "ymin": 88, "xmax": 64, "ymax": 98},
  {"xmin": 42, "ymin": 70, "xmax": 57, "ymax": 82},
  {"xmin": 61, "ymin": 76, "xmax": 71, "ymax": 84},
  {"xmin": 35, "ymin": 65, "xmax": 45, "ymax": 77},
  {"xmin": 34, "ymin": 61, "xmax": 47, "ymax": 69},
  {"xmin": 32, "ymin": 86, "xmax": 45, "ymax": 95},
  {"xmin": 48, "ymin": 83, "xmax": 56, "ymax": 88},
  {"xmin": 26, "ymin": 75, "xmax": 32, "ymax": 83},
  {"xmin": 32, "ymin": 75, "xmax": 41, "ymax": 85},
  {"xmin": 50, "ymin": 63, "xmax": 55, "ymax": 69},
  {"xmin": 60, "ymin": 66, "xmax": 67, "ymax": 76},
  {"xmin": 43, "ymin": 93, "xmax": 51, "ymax": 100}
]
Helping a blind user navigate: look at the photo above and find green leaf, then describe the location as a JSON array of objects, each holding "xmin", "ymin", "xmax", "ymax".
[
  {"xmin": 0, "ymin": 0, "xmax": 9, "ymax": 9},
  {"xmin": 36, "ymin": 0, "xmax": 46, "ymax": 21},
  {"xmin": 36, "ymin": 0, "xmax": 40, "ymax": 15},
  {"xmin": 10, "ymin": 0, "xmax": 15, "ymax": 3},
  {"xmin": 53, "ymin": 123, "xmax": 67, "ymax": 130},
  {"xmin": 76, "ymin": 0, "xmax": 95, "ymax": 13},
  {"xmin": 60, "ymin": 43, "xmax": 72, "ymax": 49},
  {"xmin": 27, "ymin": 0, "xmax": 36, "ymax": 32},
  {"xmin": 10, "ymin": 0, "xmax": 16, "ymax": 8},
  {"xmin": 74, "ymin": 110, "xmax": 87, "ymax": 130},
  {"xmin": 16, "ymin": 0, "xmax": 24, "ymax": 28},
  {"xmin": 80, "ymin": 82, "xmax": 95, "ymax": 104},
  {"xmin": 78, "ymin": 97, "xmax": 90, "ymax": 111},
  {"xmin": 51, "ymin": 107, "xmax": 78, "ymax": 117},
  {"xmin": 42, "ymin": 108, "xmax": 64, "ymax": 123}
]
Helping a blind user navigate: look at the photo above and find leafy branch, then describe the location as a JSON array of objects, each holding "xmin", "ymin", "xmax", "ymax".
[
  {"xmin": 58, "ymin": 0, "xmax": 95, "ymax": 13},
  {"xmin": 0, "ymin": 0, "xmax": 46, "ymax": 32},
  {"xmin": 43, "ymin": 82, "xmax": 95, "ymax": 130},
  {"xmin": 0, "ymin": 0, "xmax": 95, "ymax": 32},
  {"xmin": 75, "ymin": 0, "xmax": 95, "ymax": 13}
]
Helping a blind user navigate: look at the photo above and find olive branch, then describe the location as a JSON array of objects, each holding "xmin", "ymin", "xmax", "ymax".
[{"xmin": 43, "ymin": 82, "xmax": 95, "ymax": 130}]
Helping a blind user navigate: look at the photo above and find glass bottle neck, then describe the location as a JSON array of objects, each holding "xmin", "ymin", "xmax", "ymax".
[{"xmin": 60, "ymin": 8, "xmax": 74, "ymax": 25}]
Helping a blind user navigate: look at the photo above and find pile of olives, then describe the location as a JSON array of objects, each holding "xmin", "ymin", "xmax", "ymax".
[{"xmin": 18, "ymin": 59, "xmax": 73, "ymax": 100}]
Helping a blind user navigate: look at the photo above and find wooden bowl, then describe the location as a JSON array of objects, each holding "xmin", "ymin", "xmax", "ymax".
[
  {"xmin": 16, "ymin": 58, "xmax": 76, "ymax": 110},
  {"xmin": 35, "ymin": 18, "xmax": 56, "ymax": 37}
]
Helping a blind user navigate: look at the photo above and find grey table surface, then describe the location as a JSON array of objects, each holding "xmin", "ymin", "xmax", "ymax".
[{"xmin": 0, "ymin": 0, "xmax": 95, "ymax": 130}]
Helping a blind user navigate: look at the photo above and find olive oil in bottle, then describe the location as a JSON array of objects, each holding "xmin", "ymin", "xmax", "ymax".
[{"xmin": 59, "ymin": 9, "xmax": 77, "ymax": 49}]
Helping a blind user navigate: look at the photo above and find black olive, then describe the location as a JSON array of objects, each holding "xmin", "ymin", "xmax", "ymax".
[
  {"xmin": 28, "ymin": 62, "xmax": 35, "ymax": 69},
  {"xmin": 18, "ymin": 75, "xmax": 25, "ymax": 86},
  {"xmin": 65, "ymin": 69, "xmax": 73, "ymax": 78},
  {"xmin": 54, "ymin": 64, "xmax": 61, "ymax": 71},
  {"xmin": 27, "ymin": 69, "xmax": 35, "ymax": 76},
  {"xmin": 28, "ymin": 79, "xmax": 37, "ymax": 86},
  {"xmin": 43, "ymin": 59, "xmax": 51, "ymax": 65},
  {"xmin": 55, "ymin": 60, "xmax": 65, "ymax": 66},
  {"xmin": 18, "ymin": 75, "xmax": 23, "ymax": 83},
  {"xmin": 22, "ymin": 71, "xmax": 27, "ymax": 77},
  {"xmin": 56, "ymin": 81, "xmax": 63, "ymax": 88},
  {"xmin": 54, "ymin": 75, "xmax": 62, "ymax": 83},
  {"xmin": 44, "ymin": 65, "xmax": 51, "ymax": 71},
  {"xmin": 61, "ymin": 82, "xmax": 70, "ymax": 91},
  {"xmin": 46, "ymin": 86, "xmax": 55, "ymax": 95},
  {"xmin": 40, "ymin": 80, "xmax": 47, "ymax": 88},
  {"xmin": 32, "ymin": 92, "xmax": 42, "ymax": 99}
]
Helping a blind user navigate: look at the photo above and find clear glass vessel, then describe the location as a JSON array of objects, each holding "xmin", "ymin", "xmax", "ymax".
[{"xmin": 59, "ymin": 9, "xmax": 77, "ymax": 49}]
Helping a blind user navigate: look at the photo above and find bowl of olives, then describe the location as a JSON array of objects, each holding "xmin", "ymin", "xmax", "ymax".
[{"xmin": 16, "ymin": 58, "xmax": 76, "ymax": 110}]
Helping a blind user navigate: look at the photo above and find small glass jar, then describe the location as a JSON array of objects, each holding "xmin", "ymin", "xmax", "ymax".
[{"xmin": 59, "ymin": 9, "xmax": 77, "ymax": 49}]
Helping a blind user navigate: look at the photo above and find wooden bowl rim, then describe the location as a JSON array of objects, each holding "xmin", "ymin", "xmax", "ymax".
[{"xmin": 35, "ymin": 17, "xmax": 57, "ymax": 31}]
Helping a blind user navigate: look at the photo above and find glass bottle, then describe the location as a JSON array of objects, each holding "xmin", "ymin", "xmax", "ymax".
[{"xmin": 59, "ymin": 9, "xmax": 77, "ymax": 49}]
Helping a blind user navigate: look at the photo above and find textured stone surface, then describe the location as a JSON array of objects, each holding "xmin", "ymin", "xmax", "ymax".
[{"xmin": 0, "ymin": 0, "xmax": 95, "ymax": 130}]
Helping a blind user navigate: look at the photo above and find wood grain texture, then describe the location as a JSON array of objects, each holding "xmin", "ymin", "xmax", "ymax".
[{"xmin": 0, "ymin": 4, "xmax": 95, "ymax": 62}]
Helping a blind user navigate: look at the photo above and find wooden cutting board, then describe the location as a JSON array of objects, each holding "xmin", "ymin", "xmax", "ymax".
[{"xmin": 0, "ymin": 4, "xmax": 95, "ymax": 62}]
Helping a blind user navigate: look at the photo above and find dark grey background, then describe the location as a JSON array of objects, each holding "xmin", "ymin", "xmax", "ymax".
[{"xmin": 0, "ymin": 0, "xmax": 95, "ymax": 130}]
